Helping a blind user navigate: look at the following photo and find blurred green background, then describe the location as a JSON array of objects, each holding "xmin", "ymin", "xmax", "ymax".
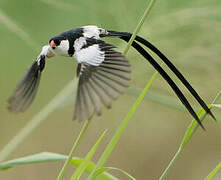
[{"xmin": 0, "ymin": 0, "xmax": 221, "ymax": 179}]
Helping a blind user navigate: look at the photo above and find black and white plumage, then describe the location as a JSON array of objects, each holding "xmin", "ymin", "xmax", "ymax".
[
  {"xmin": 73, "ymin": 39, "xmax": 131, "ymax": 121},
  {"xmin": 8, "ymin": 25, "xmax": 215, "ymax": 128}
]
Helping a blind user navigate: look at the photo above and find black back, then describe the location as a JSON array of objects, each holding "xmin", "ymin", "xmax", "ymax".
[
  {"xmin": 60, "ymin": 28, "xmax": 84, "ymax": 56},
  {"xmin": 50, "ymin": 28, "xmax": 84, "ymax": 56}
]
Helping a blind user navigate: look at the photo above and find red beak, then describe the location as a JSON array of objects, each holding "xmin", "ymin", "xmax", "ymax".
[{"xmin": 50, "ymin": 40, "xmax": 56, "ymax": 49}]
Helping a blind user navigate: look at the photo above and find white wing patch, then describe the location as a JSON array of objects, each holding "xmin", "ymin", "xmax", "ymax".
[
  {"xmin": 73, "ymin": 37, "xmax": 105, "ymax": 66},
  {"xmin": 82, "ymin": 25, "xmax": 101, "ymax": 39},
  {"xmin": 74, "ymin": 37, "xmax": 87, "ymax": 51},
  {"xmin": 74, "ymin": 44, "xmax": 105, "ymax": 66},
  {"xmin": 73, "ymin": 43, "xmax": 131, "ymax": 121}
]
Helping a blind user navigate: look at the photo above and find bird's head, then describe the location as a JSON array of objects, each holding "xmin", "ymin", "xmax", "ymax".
[{"xmin": 49, "ymin": 36, "xmax": 69, "ymax": 56}]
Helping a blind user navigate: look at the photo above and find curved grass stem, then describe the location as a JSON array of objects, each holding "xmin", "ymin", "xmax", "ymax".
[
  {"xmin": 159, "ymin": 91, "xmax": 221, "ymax": 180},
  {"xmin": 123, "ymin": 0, "xmax": 157, "ymax": 56},
  {"xmin": 88, "ymin": 71, "xmax": 158, "ymax": 180},
  {"xmin": 57, "ymin": 120, "xmax": 91, "ymax": 180}
]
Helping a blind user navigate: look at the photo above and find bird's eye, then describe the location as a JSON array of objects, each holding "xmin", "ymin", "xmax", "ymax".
[{"xmin": 49, "ymin": 40, "xmax": 57, "ymax": 49}]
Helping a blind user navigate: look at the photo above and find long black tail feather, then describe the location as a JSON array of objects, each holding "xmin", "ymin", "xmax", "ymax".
[
  {"xmin": 134, "ymin": 35, "xmax": 215, "ymax": 121},
  {"xmin": 106, "ymin": 30, "xmax": 215, "ymax": 121},
  {"xmin": 120, "ymin": 36, "xmax": 205, "ymax": 129}
]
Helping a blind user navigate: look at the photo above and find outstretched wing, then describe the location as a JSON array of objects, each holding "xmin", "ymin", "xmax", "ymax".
[
  {"xmin": 8, "ymin": 55, "xmax": 46, "ymax": 112},
  {"xmin": 73, "ymin": 39, "xmax": 131, "ymax": 121},
  {"xmin": 8, "ymin": 45, "xmax": 55, "ymax": 112}
]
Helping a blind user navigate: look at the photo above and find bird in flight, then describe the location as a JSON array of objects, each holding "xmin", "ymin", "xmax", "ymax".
[{"xmin": 8, "ymin": 25, "xmax": 215, "ymax": 129}]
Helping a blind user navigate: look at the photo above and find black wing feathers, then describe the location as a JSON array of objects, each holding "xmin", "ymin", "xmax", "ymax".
[
  {"xmin": 73, "ymin": 41, "xmax": 131, "ymax": 121},
  {"xmin": 8, "ymin": 56, "xmax": 45, "ymax": 112}
]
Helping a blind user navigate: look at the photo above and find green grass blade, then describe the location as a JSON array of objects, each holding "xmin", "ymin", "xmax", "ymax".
[
  {"xmin": 159, "ymin": 91, "xmax": 221, "ymax": 180},
  {"xmin": 70, "ymin": 162, "xmax": 118, "ymax": 180},
  {"xmin": 211, "ymin": 104, "xmax": 221, "ymax": 108},
  {"xmin": 159, "ymin": 108, "xmax": 206, "ymax": 180},
  {"xmin": 205, "ymin": 163, "xmax": 221, "ymax": 180},
  {"xmin": 0, "ymin": 152, "xmax": 66, "ymax": 170},
  {"xmin": 70, "ymin": 130, "xmax": 107, "ymax": 180},
  {"xmin": 57, "ymin": 120, "xmax": 91, "ymax": 180},
  {"xmin": 180, "ymin": 107, "xmax": 210, "ymax": 148},
  {"xmin": 92, "ymin": 167, "xmax": 135, "ymax": 180},
  {"xmin": 0, "ymin": 78, "xmax": 78, "ymax": 162},
  {"xmin": 0, "ymin": 152, "xmax": 117, "ymax": 180},
  {"xmin": 127, "ymin": 87, "xmax": 186, "ymax": 112},
  {"xmin": 88, "ymin": 1, "xmax": 157, "ymax": 179},
  {"xmin": 123, "ymin": 0, "xmax": 156, "ymax": 55},
  {"xmin": 88, "ymin": 72, "xmax": 159, "ymax": 180}
]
